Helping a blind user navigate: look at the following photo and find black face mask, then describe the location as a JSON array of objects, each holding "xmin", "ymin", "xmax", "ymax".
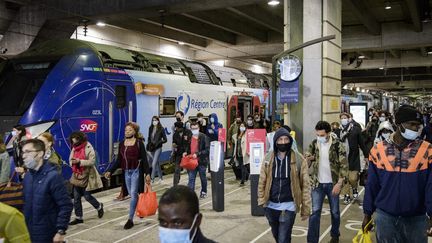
[
  {"xmin": 176, "ymin": 117, "xmax": 181, "ymax": 122},
  {"xmin": 276, "ymin": 143, "xmax": 290, "ymax": 152},
  {"xmin": 125, "ymin": 135, "xmax": 134, "ymax": 139}
]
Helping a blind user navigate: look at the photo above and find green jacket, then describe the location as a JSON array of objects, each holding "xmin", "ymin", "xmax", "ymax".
[
  {"xmin": 0, "ymin": 202, "xmax": 31, "ymax": 243},
  {"xmin": 305, "ymin": 133, "xmax": 348, "ymax": 189}
]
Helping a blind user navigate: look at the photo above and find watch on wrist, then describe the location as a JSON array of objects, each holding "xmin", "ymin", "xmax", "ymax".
[{"xmin": 57, "ymin": 229, "xmax": 66, "ymax": 235}]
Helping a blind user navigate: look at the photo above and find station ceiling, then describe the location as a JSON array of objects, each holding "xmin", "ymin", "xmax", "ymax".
[{"xmin": 0, "ymin": 0, "xmax": 431, "ymax": 94}]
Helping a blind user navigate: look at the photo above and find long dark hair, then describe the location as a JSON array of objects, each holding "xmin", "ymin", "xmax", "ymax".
[
  {"xmin": 236, "ymin": 122, "xmax": 247, "ymax": 138},
  {"xmin": 69, "ymin": 131, "xmax": 87, "ymax": 145},
  {"xmin": 151, "ymin": 116, "xmax": 163, "ymax": 131},
  {"xmin": 14, "ymin": 125, "xmax": 26, "ymax": 141}
]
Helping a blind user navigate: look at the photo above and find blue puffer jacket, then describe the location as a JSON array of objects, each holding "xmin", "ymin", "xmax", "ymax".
[{"xmin": 23, "ymin": 162, "xmax": 73, "ymax": 243}]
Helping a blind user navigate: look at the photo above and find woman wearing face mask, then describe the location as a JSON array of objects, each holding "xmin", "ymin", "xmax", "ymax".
[
  {"xmin": 105, "ymin": 122, "xmax": 150, "ymax": 229},
  {"xmin": 232, "ymin": 122, "xmax": 249, "ymax": 185},
  {"xmin": 378, "ymin": 111, "xmax": 387, "ymax": 123},
  {"xmin": 206, "ymin": 113, "xmax": 222, "ymax": 142},
  {"xmin": 11, "ymin": 125, "xmax": 27, "ymax": 167},
  {"xmin": 147, "ymin": 116, "xmax": 167, "ymax": 183},
  {"xmin": 37, "ymin": 132, "xmax": 62, "ymax": 173},
  {"xmin": 68, "ymin": 131, "xmax": 104, "ymax": 226},
  {"xmin": 374, "ymin": 121, "xmax": 395, "ymax": 144}
]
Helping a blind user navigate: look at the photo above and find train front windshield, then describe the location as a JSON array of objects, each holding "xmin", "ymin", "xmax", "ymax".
[{"xmin": 0, "ymin": 59, "xmax": 56, "ymax": 116}]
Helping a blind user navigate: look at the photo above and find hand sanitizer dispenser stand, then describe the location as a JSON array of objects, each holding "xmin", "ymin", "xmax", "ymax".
[
  {"xmin": 250, "ymin": 142, "xmax": 265, "ymax": 216},
  {"xmin": 210, "ymin": 141, "xmax": 224, "ymax": 212}
]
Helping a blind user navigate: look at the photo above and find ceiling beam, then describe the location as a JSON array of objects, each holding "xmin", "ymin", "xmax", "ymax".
[
  {"xmin": 182, "ymin": 10, "xmax": 268, "ymax": 42},
  {"xmin": 404, "ymin": 0, "xmax": 422, "ymax": 32},
  {"xmin": 389, "ymin": 49, "xmax": 401, "ymax": 58},
  {"xmin": 107, "ymin": 17, "xmax": 208, "ymax": 47},
  {"xmin": 345, "ymin": 0, "xmax": 381, "ymax": 35},
  {"xmin": 226, "ymin": 5, "xmax": 283, "ymax": 34},
  {"xmin": 41, "ymin": 0, "xmax": 265, "ymax": 20},
  {"xmin": 141, "ymin": 15, "xmax": 236, "ymax": 44}
]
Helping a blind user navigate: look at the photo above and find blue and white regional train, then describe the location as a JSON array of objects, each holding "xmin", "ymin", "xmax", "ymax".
[{"xmin": 0, "ymin": 39, "xmax": 270, "ymax": 179}]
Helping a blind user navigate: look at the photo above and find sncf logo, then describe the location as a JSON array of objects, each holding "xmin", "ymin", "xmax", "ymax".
[{"xmin": 80, "ymin": 120, "xmax": 98, "ymax": 133}]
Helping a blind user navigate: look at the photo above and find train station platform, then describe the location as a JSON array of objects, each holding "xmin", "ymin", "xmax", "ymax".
[{"xmin": 63, "ymin": 164, "xmax": 393, "ymax": 243}]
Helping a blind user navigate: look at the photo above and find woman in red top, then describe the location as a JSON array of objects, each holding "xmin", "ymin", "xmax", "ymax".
[{"xmin": 105, "ymin": 122, "xmax": 150, "ymax": 229}]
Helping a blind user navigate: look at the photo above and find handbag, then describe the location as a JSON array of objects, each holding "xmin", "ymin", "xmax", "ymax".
[
  {"xmin": 69, "ymin": 168, "xmax": 90, "ymax": 188},
  {"xmin": 0, "ymin": 172, "xmax": 24, "ymax": 211},
  {"xmin": 136, "ymin": 184, "xmax": 158, "ymax": 217},
  {"xmin": 352, "ymin": 220, "xmax": 373, "ymax": 243},
  {"xmin": 180, "ymin": 155, "xmax": 198, "ymax": 170}
]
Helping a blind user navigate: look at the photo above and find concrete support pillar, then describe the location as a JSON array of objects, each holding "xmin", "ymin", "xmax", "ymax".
[
  {"xmin": 284, "ymin": 0, "xmax": 342, "ymax": 151},
  {"xmin": 0, "ymin": 4, "xmax": 46, "ymax": 55}
]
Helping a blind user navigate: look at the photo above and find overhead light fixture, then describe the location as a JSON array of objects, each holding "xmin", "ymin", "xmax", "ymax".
[
  {"xmin": 96, "ymin": 22, "xmax": 106, "ymax": 27},
  {"xmin": 178, "ymin": 41, "xmax": 185, "ymax": 45},
  {"xmin": 428, "ymin": 51, "xmax": 432, "ymax": 55},
  {"xmin": 385, "ymin": 1, "xmax": 391, "ymax": 10},
  {"xmin": 268, "ymin": 0, "xmax": 280, "ymax": 6},
  {"xmin": 358, "ymin": 55, "xmax": 365, "ymax": 59},
  {"xmin": 379, "ymin": 67, "xmax": 384, "ymax": 70}
]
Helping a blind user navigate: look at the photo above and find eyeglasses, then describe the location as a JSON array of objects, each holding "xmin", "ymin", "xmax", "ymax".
[{"xmin": 22, "ymin": 150, "xmax": 41, "ymax": 155}]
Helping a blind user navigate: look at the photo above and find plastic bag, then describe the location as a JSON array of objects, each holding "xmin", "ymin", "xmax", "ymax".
[
  {"xmin": 136, "ymin": 184, "xmax": 158, "ymax": 217},
  {"xmin": 352, "ymin": 220, "xmax": 373, "ymax": 243}
]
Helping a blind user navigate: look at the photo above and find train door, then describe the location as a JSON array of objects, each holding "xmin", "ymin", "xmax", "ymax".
[
  {"xmin": 227, "ymin": 95, "xmax": 238, "ymax": 127},
  {"xmin": 228, "ymin": 94, "xmax": 261, "ymax": 125}
]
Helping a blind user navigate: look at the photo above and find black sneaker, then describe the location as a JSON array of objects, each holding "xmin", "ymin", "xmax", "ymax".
[
  {"xmin": 329, "ymin": 236, "xmax": 339, "ymax": 243},
  {"xmin": 97, "ymin": 203, "xmax": 104, "ymax": 218},
  {"xmin": 69, "ymin": 218, "xmax": 84, "ymax": 225},
  {"xmin": 343, "ymin": 195, "xmax": 351, "ymax": 205},
  {"xmin": 124, "ymin": 219, "xmax": 134, "ymax": 230},
  {"xmin": 200, "ymin": 192, "xmax": 207, "ymax": 199},
  {"xmin": 353, "ymin": 189, "xmax": 359, "ymax": 199}
]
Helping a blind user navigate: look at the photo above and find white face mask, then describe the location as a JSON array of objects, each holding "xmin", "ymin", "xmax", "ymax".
[
  {"xmin": 381, "ymin": 133, "xmax": 391, "ymax": 141},
  {"xmin": 210, "ymin": 117, "xmax": 215, "ymax": 123},
  {"xmin": 401, "ymin": 125, "xmax": 419, "ymax": 140},
  {"xmin": 153, "ymin": 121, "xmax": 158, "ymax": 126},
  {"xmin": 24, "ymin": 153, "xmax": 40, "ymax": 170},
  {"xmin": 239, "ymin": 127, "xmax": 246, "ymax": 132},
  {"xmin": 317, "ymin": 136, "xmax": 327, "ymax": 143},
  {"xmin": 247, "ymin": 120, "xmax": 253, "ymax": 126},
  {"xmin": 379, "ymin": 117, "xmax": 386, "ymax": 122},
  {"xmin": 197, "ymin": 117, "xmax": 202, "ymax": 122},
  {"xmin": 191, "ymin": 129, "xmax": 199, "ymax": 136},
  {"xmin": 341, "ymin": 119, "xmax": 349, "ymax": 126},
  {"xmin": 159, "ymin": 214, "xmax": 198, "ymax": 243},
  {"xmin": 11, "ymin": 130, "xmax": 17, "ymax": 137}
]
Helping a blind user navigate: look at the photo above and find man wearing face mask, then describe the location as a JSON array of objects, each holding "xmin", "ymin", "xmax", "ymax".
[
  {"xmin": 158, "ymin": 185, "xmax": 215, "ymax": 243},
  {"xmin": 363, "ymin": 105, "xmax": 432, "ymax": 242},
  {"xmin": 246, "ymin": 115, "xmax": 255, "ymax": 129},
  {"xmin": 196, "ymin": 113, "xmax": 207, "ymax": 134},
  {"xmin": 253, "ymin": 113, "xmax": 265, "ymax": 129},
  {"xmin": 258, "ymin": 128, "xmax": 311, "ymax": 243},
  {"xmin": 227, "ymin": 115, "xmax": 242, "ymax": 165},
  {"xmin": 339, "ymin": 113, "xmax": 368, "ymax": 204},
  {"xmin": 305, "ymin": 121, "xmax": 347, "ymax": 243},
  {"xmin": 21, "ymin": 139, "xmax": 73, "ymax": 243},
  {"xmin": 172, "ymin": 122, "xmax": 192, "ymax": 186},
  {"xmin": 172, "ymin": 111, "xmax": 186, "ymax": 133}
]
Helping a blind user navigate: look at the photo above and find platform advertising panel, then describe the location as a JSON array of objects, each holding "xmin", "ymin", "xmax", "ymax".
[
  {"xmin": 210, "ymin": 141, "xmax": 223, "ymax": 172},
  {"xmin": 218, "ymin": 128, "xmax": 226, "ymax": 152},
  {"xmin": 349, "ymin": 103, "xmax": 368, "ymax": 128}
]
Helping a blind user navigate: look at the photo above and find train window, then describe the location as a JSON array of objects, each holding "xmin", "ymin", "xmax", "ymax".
[
  {"xmin": 160, "ymin": 98, "xmax": 176, "ymax": 116},
  {"xmin": 231, "ymin": 79, "xmax": 236, "ymax": 87},
  {"xmin": 115, "ymin": 85, "xmax": 126, "ymax": 108}
]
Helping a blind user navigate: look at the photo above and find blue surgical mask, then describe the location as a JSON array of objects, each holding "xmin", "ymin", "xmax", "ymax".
[
  {"xmin": 401, "ymin": 125, "xmax": 419, "ymax": 140},
  {"xmin": 210, "ymin": 117, "xmax": 215, "ymax": 123},
  {"xmin": 341, "ymin": 119, "xmax": 348, "ymax": 126},
  {"xmin": 381, "ymin": 133, "xmax": 391, "ymax": 141},
  {"xmin": 24, "ymin": 155, "xmax": 39, "ymax": 170},
  {"xmin": 317, "ymin": 136, "xmax": 327, "ymax": 143},
  {"xmin": 159, "ymin": 214, "xmax": 198, "ymax": 243},
  {"xmin": 240, "ymin": 127, "xmax": 246, "ymax": 132},
  {"xmin": 379, "ymin": 117, "xmax": 386, "ymax": 122},
  {"xmin": 11, "ymin": 130, "xmax": 17, "ymax": 137},
  {"xmin": 191, "ymin": 129, "xmax": 199, "ymax": 136}
]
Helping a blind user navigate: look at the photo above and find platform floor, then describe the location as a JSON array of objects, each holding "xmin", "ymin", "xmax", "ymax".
[{"xmin": 64, "ymin": 166, "xmax": 431, "ymax": 243}]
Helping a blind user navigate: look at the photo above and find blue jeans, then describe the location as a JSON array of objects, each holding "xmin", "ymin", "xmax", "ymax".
[
  {"xmin": 375, "ymin": 209, "xmax": 428, "ymax": 243},
  {"xmin": 307, "ymin": 183, "xmax": 340, "ymax": 243},
  {"xmin": 149, "ymin": 148, "xmax": 162, "ymax": 180},
  {"xmin": 187, "ymin": 165, "xmax": 207, "ymax": 194},
  {"xmin": 73, "ymin": 186, "xmax": 100, "ymax": 218},
  {"xmin": 124, "ymin": 169, "xmax": 139, "ymax": 220},
  {"xmin": 264, "ymin": 207, "xmax": 297, "ymax": 243}
]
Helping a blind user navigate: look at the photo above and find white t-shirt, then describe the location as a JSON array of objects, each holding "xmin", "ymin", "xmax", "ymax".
[{"xmin": 318, "ymin": 141, "xmax": 333, "ymax": 183}]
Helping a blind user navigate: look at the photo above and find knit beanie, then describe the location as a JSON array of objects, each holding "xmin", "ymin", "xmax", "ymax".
[{"xmin": 395, "ymin": 105, "xmax": 422, "ymax": 124}]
